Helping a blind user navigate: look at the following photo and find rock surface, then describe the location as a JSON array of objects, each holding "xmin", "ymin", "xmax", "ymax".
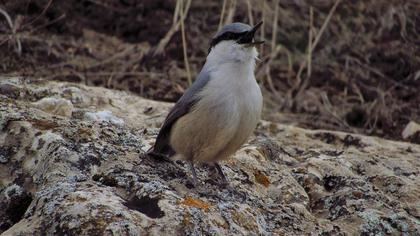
[{"xmin": 0, "ymin": 77, "xmax": 419, "ymax": 235}]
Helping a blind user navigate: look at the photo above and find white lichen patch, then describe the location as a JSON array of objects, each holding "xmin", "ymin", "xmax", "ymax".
[
  {"xmin": 3, "ymin": 184, "xmax": 24, "ymax": 200},
  {"xmin": 84, "ymin": 110, "xmax": 124, "ymax": 127}
]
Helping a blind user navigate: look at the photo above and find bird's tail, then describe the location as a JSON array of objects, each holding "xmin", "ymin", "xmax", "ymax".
[{"xmin": 146, "ymin": 146, "xmax": 174, "ymax": 163}]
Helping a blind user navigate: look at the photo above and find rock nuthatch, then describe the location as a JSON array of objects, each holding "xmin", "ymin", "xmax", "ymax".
[{"xmin": 149, "ymin": 22, "xmax": 264, "ymax": 186}]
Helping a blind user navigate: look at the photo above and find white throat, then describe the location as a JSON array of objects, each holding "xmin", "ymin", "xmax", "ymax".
[{"xmin": 205, "ymin": 41, "xmax": 259, "ymax": 69}]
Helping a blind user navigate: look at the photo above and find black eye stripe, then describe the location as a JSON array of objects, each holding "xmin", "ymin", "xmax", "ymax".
[
  {"xmin": 220, "ymin": 31, "xmax": 246, "ymax": 41},
  {"xmin": 209, "ymin": 31, "xmax": 247, "ymax": 50}
]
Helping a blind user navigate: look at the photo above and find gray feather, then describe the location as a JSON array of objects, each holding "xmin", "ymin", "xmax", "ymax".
[
  {"xmin": 213, "ymin": 23, "xmax": 252, "ymax": 39},
  {"xmin": 151, "ymin": 68, "xmax": 211, "ymax": 157}
]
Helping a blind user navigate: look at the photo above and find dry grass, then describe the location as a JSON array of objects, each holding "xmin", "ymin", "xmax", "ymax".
[{"xmin": 0, "ymin": 7, "xmax": 21, "ymax": 55}]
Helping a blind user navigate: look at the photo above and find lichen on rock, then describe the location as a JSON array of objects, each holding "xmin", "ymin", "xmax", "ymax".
[{"xmin": 0, "ymin": 77, "xmax": 419, "ymax": 235}]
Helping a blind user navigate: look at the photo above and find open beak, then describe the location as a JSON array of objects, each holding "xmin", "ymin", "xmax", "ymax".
[{"xmin": 237, "ymin": 21, "xmax": 265, "ymax": 47}]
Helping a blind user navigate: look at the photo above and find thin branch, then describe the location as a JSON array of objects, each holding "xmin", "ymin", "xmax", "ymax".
[
  {"xmin": 263, "ymin": 0, "xmax": 281, "ymax": 97},
  {"xmin": 154, "ymin": 0, "xmax": 192, "ymax": 55},
  {"xmin": 28, "ymin": 14, "xmax": 66, "ymax": 34},
  {"xmin": 180, "ymin": 0, "xmax": 192, "ymax": 85},
  {"xmin": 224, "ymin": 0, "xmax": 237, "ymax": 25},
  {"xmin": 22, "ymin": 0, "xmax": 53, "ymax": 29},
  {"xmin": 218, "ymin": 0, "xmax": 228, "ymax": 30},
  {"xmin": 0, "ymin": 7, "xmax": 14, "ymax": 30},
  {"xmin": 0, "ymin": 7, "xmax": 21, "ymax": 56},
  {"xmin": 312, "ymin": 0, "xmax": 342, "ymax": 53},
  {"xmin": 271, "ymin": 0, "xmax": 279, "ymax": 52},
  {"xmin": 245, "ymin": 0, "xmax": 254, "ymax": 25},
  {"xmin": 172, "ymin": 0, "xmax": 181, "ymax": 25},
  {"xmin": 260, "ymin": 0, "xmax": 266, "ymax": 57},
  {"xmin": 307, "ymin": 6, "xmax": 314, "ymax": 79},
  {"xmin": 295, "ymin": 0, "xmax": 342, "ymax": 94},
  {"xmin": 320, "ymin": 91, "xmax": 351, "ymax": 129}
]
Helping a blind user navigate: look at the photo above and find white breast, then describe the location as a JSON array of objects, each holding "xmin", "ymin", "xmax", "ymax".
[
  {"xmin": 192, "ymin": 61, "xmax": 262, "ymax": 161},
  {"xmin": 199, "ymin": 61, "xmax": 262, "ymax": 116},
  {"xmin": 170, "ymin": 41, "xmax": 263, "ymax": 163}
]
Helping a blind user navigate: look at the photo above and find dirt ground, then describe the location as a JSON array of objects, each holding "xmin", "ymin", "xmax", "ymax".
[{"xmin": 1, "ymin": 0, "xmax": 420, "ymax": 143}]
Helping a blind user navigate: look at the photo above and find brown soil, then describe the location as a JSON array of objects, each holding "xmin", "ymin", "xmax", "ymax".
[{"xmin": 1, "ymin": 0, "xmax": 419, "ymax": 143}]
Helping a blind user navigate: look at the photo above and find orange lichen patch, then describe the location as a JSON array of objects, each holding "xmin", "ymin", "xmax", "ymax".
[
  {"xmin": 179, "ymin": 197, "xmax": 211, "ymax": 212},
  {"xmin": 352, "ymin": 190, "xmax": 363, "ymax": 199},
  {"xmin": 254, "ymin": 170, "xmax": 270, "ymax": 187}
]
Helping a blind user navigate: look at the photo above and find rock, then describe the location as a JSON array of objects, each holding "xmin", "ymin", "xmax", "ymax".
[
  {"xmin": 0, "ymin": 78, "xmax": 419, "ymax": 235},
  {"xmin": 0, "ymin": 185, "xmax": 33, "ymax": 232},
  {"xmin": 0, "ymin": 153, "xmax": 8, "ymax": 164},
  {"xmin": 32, "ymin": 97, "xmax": 74, "ymax": 117},
  {"xmin": 402, "ymin": 121, "xmax": 420, "ymax": 139},
  {"xmin": 0, "ymin": 81, "xmax": 22, "ymax": 98},
  {"xmin": 61, "ymin": 86, "xmax": 89, "ymax": 105}
]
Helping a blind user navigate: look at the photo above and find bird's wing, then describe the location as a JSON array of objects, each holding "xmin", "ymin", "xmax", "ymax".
[{"xmin": 150, "ymin": 69, "xmax": 211, "ymax": 157}]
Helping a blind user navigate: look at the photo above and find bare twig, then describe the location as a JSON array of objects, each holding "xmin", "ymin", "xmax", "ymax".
[
  {"xmin": 263, "ymin": 0, "xmax": 281, "ymax": 97},
  {"xmin": 307, "ymin": 6, "xmax": 314, "ymax": 79},
  {"xmin": 180, "ymin": 0, "xmax": 192, "ymax": 85},
  {"xmin": 311, "ymin": 0, "xmax": 341, "ymax": 53},
  {"xmin": 0, "ymin": 7, "xmax": 21, "ymax": 56},
  {"xmin": 22, "ymin": 0, "xmax": 53, "ymax": 29},
  {"xmin": 265, "ymin": 58, "xmax": 281, "ymax": 96},
  {"xmin": 0, "ymin": 8, "xmax": 15, "ymax": 32},
  {"xmin": 85, "ymin": 45, "xmax": 136, "ymax": 69},
  {"xmin": 260, "ymin": 0, "xmax": 266, "ymax": 57},
  {"xmin": 172, "ymin": 0, "xmax": 181, "ymax": 24},
  {"xmin": 154, "ymin": 0, "xmax": 192, "ymax": 55},
  {"xmin": 218, "ymin": 0, "xmax": 228, "ymax": 30},
  {"xmin": 28, "ymin": 14, "xmax": 66, "ymax": 34},
  {"xmin": 245, "ymin": 0, "xmax": 254, "ymax": 25},
  {"xmin": 224, "ymin": 0, "xmax": 237, "ymax": 25},
  {"xmin": 295, "ymin": 0, "xmax": 342, "ymax": 94},
  {"xmin": 256, "ymin": 45, "xmax": 282, "ymax": 87},
  {"xmin": 271, "ymin": 0, "xmax": 279, "ymax": 52},
  {"xmin": 320, "ymin": 91, "xmax": 351, "ymax": 129}
]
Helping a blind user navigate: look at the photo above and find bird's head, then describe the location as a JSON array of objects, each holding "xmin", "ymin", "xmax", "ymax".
[{"xmin": 208, "ymin": 22, "xmax": 264, "ymax": 63}]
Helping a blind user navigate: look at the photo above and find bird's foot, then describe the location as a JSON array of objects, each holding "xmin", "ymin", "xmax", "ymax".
[
  {"xmin": 214, "ymin": 163, "xmax": 229, "ymax": 187},
  {"xmin": 188, "ymin": 160, "xmax": 199, "ymax": 188},
  {"xmin": 186, "ymin": 161, "xmax": 230, "ymax": 188},
  {"xmin": 205, "ymin": 163, "xmax": 229, "ymax": 187}
]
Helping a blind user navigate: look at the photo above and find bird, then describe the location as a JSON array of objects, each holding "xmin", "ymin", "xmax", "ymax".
[{"xmin": 149, "ymin": 21, "xmax": 264, "ymax": 186}]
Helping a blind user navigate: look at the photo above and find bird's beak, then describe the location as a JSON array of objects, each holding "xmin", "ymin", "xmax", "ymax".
[{"xmin": 237, "ymin": 21, "xmax": 265, "ymax": 47}]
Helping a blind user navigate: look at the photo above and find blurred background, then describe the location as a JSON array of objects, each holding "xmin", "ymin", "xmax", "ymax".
[{"xmin": 1, "ymin": 0, "xmax": 419, "ymax": 143}]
